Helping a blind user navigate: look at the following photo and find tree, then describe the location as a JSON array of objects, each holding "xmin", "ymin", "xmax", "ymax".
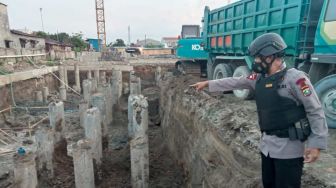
[
  {"xmin": 35, "ymin": 31, "xmax": 87, "ymax": 52},
  {"xmin": 70, "ymin": 33, "xmax": 87, "ymax": 52},
  {"xmin": 112, "ymin": 39, "xmax": 126, "ymax": 47}
]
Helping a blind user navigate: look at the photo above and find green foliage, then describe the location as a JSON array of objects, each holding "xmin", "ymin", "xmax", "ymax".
[
  {"xmin": 70, "ymin": 33, "xmax": 87, "ymax": 52},
  {"xmin": 35, "ymin": 31, "xmax": 87, "ymax": 52},
  {"xmin": 111, "ymin": 39, "xmax": 126, "ymax": 47}
]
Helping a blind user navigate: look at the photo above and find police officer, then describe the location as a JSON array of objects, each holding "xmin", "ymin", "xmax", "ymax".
[{"xmin": 191, "ymin": 33, "xmax": 328, "ymax": 188}]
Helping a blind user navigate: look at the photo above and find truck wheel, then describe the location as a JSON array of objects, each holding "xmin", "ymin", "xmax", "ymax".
[
  {"xmin": 213, "ymin": 63, "xmax": 232, "ymax": 79},
  {"xmin": 314, "ymin": 74, "xmax": 336, "ymax": 128},
  {"xmin": 308, "ymin": 63, "xmax": 329, "ymax": 84},
  {"xmin": 233, "ymin": 66, "xmax": 254, "ymax": 100}
]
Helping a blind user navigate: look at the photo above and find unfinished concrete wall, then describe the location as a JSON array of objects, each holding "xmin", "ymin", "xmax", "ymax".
[
  {"xmin": 160, "ymin": 75, "xmax": 261, "ymax": 188},
  {"xmin": 0, "ymin": 73, "xmax": 59, "ymax": 109},
  {"xmin": 77, "ymin": 51, "xmax": 101, "ymax": 62}
]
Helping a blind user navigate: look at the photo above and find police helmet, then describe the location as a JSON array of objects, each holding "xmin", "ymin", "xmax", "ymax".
[{"xmin": 248, "ymin": 33, "xmax": 287, "ymax": 57}]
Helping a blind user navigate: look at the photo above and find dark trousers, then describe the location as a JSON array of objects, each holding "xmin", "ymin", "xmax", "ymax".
[{"xmin": 261, "ymin": 153, "xmax": 304, "ymax": 188}]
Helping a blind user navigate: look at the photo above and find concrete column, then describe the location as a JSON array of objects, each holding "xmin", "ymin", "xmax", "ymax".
[
  {"xmin": 123, "ymin": 82, "xmax": 130, "ymax": 95},
  {"xmin": 100, "ymin": 84, "xmax": 112, "ymax": 125},
  {"xmin": 90, "ymin": 78, "xmax": 97, "ymax": 94},
  {"xmin": 83, "ymin": 107, "xmax": 102, "ymax": 165},
  {"xmin": 130, "ymin": 71, "xmax": 141, "ymax": 95},
  {"xmin": 72, "ymin": 139, "xmax": 95, "ymax": 188},
  {"xmin": 91, "ymin": 93, "xmax": 108, "ymax": 138},
  {"xmin": 59, "ymin": 66, "xmax": 65, "ymax": 87},
  {"xmin": 137, "ymin": 77, "xmax": 141, "ymax": 94},
  {"xmin": 42, "ymin": 87, "xmax": 49, "ymax": 103},
  {"xmin": 48, "ymin": 101, "xmax": 65, "ymax": 143},
  {"xmin": 111, "ymin": 69, "xmax": 123, "ymax": 107},
  {"xmin": 82, "ymin": 79, "xmax": 92, "ymax": 103},
  {"xmin": 79, "ymin": 101, "xmax": 89, "ymax": 128},
  {"xmin": 155, "ymin": 66, "xmax": 162, "ymax": 86},
  {"xmin": 14, "ymin": 153, "xmax": 38, "ymax": 188},
  {"xmin": 87, "ymin": 71, "xmax": 92, "ymax": 79},
  {"xmin": 129, "ymin": 95, "xmax": 149, "ymax": 188},
  {"xmin": 100, "ymin": 71, "xmax": 106, "ymax": 84},
  {"xmin": 64, "ymin": 66, "xmax": 69, "ymax": 90},
  {"xmin": 35, "ymin": 127, "xmax": 54, "ymax": 177},
  {"xmin": 94, "ymin": 70, "xmax": 100, "ymax": 84},
  {"xmin": 59, "ymin": 86, "xmax": 67, "ymax": 101},
  {"xmin": 35, "ymin": 91, "xmax": 43, "ymax": 102},
  {"xmin": 74, "ymin": 63, "xmax": 81, "ymax": 93}
]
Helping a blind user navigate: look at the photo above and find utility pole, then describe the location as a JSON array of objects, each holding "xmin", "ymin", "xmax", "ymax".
[
  {"xmin": 39, "ymin": 8, "xmax": 45, "ymax": 32},
  {"xmin": 128, "ymin": 25, "xmax": 131, "ymax": 46}
]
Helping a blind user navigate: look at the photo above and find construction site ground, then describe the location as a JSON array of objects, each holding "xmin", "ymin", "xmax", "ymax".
[{"xmin": 0, "ymin": 57, "xmax": 335, "ymax": 187}]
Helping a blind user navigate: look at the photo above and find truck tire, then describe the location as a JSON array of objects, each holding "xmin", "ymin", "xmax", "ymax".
[
  {"xmin": 314, "ymin": 74, "xmax": 336, "ymax": 128},
  {"xmin": 308, "ymin": 63, "xmax": 329, "ymax": 85},
  {"xmin": 233, "ymin": 66, "xmax": 254, "ymax": 100},
  {"xmin": 213, "ymin": 63, "xmax": 232, "ymax": 79}
]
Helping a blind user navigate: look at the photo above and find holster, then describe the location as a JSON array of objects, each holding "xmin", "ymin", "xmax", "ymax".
[{"xmin": 288, "ymin": 118, "xmax": 311, "ymax": 142}]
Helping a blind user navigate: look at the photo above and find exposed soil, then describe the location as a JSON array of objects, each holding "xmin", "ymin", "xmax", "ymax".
[
  {"xmin": 35, "ymin": 93, "xmax": 186, "ymax": 188},
  {"xmin": 97, "ymin": 95, "xmax": 186, "ymax": 188}
]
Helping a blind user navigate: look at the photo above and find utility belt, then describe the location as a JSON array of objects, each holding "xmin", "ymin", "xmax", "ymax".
[{"xmin": 263, "ymin": 118, "xmax": 311, "ymax": 141}]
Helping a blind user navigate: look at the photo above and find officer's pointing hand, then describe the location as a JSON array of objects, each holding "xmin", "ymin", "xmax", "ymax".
[
  {"xmin": 304, "ymin": 148, "xmax": 320, "ymax": 163},
  {"xmin": 190, "ymin": 81, "xmax": 209, "ymax": 91}
]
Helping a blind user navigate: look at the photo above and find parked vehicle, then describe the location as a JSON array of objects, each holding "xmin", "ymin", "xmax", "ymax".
[
  {"xmin": 175, "ymin": 25, "xmax": 208, "ymax": 77},
  {"xmin": 202, "ymin": 0, "xmax": 336, "ymax": 127}
]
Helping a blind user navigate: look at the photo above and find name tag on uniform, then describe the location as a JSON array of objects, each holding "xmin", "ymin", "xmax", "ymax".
[
  {"xmin": 265, "ymin": 83, "xmax": 273, "ymax": 88},
  {"xmin": 278, "ymin": 84, "xmax": 287, "ymax": 88}
]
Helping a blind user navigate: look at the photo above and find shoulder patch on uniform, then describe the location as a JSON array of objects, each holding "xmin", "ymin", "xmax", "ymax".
[
  {"xmin": 247, "ymin": 73, "xmax": 257, "ymax": 80},
  {"xmin": 296, "ymin": 77, "xmax": 312, "ymax": 97}
]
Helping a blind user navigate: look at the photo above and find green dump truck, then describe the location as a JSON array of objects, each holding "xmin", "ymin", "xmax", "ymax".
[{"xmin": 203, "ymin": 0, "xmax": 336, "ymax": 127}]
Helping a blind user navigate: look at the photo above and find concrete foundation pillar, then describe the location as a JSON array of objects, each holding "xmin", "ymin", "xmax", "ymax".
[
  {"xmin": 82, "ymin": 79, "xmax": 92, "ymax": 103},
  {"xmin": 83, "ymin": 107, "xmax": 102, "ymax": 165},
  {"xmin": 35, "ymin": 91, "xmax": 43, "ymax": 102},
  {"xmin": 129, "ymin": 95, "xmax": 149, "ymax": 188},
  {"xmin": 72, "ymin": 139, "xmax": 95, "ymax": 188},
  {"xmin": 42, "ymin": 87, "xmax": 49, "ymax": 103},
  {"xmin": 155, "ymin": 66, "xmax": 162, "ymax": 86},
  {"xmin": 59, "ymin": 66, "xmax": 65, "ymax": 88},
  {"xmin": 59, "ymin": 86, "xmax": 67, "ymax": 101},
  {"xmin": 137, "ymin": 77, "xmax": 141, "ymax": 94},
  {"xmin": 130, "ymin": 71, "xmax": 141, "ymax": 95},
  {"xmin": 48, "ymin": 101, "xmax": 65, "ymax": 143},
  {"xmin": 91, "ymin": 93, "xmax": 108, "ymax": 138},
  {"xmin": 123, "ymin": 83, "xmax": 130, "ymax": 95},
  {"xmin": 111, "ymin": 69, "xmax": 123, "ymax": 107},
  {"xmin": 87, "ymin": 71, "xmax": 92, "ymax": 79},
  {"xmin": 79, "ymin": 101, "xmax": 89, "ymax": 128},
  {"xmin": 100, "ymin": 84, "xmax": 112, "ymax": 125},
  {"xmin": 74, "ymin": 63, "xmax": 81, "ymax": 93},
  {"xmin": 100, "ymin": 71, "xmax": 106, "ymax": 84},
  {"xmin": 90, "ymin": 78, "xmax": 97, "ymax": 94},
  {"xmin": 64, "ymin": 66, "xmax": 69, "ymax": 90},
  {"xmin": 35, "ymin": 127, "xmax": 54, "ymax": 177},
  {"xmin": 14, "ymin": 153, "xmax": 38, "ymax": 188},
  {"xmin": 94, "ymin": 70, "xmax": 100, "ymax": 84}
]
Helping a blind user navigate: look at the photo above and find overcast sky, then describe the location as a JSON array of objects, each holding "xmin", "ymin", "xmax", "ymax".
[{"xmin": 1, "ymin": 0, "xmax": 236, "ymax": 43}]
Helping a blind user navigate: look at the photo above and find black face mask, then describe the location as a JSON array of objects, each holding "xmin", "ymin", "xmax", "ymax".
[
  {"xmin": 252, "ymin": 61, "xmax": 269, "ymax": 74},
  {"xmin": 252, "ymin": 56, "xmax": 275, "ymax": 75}
]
